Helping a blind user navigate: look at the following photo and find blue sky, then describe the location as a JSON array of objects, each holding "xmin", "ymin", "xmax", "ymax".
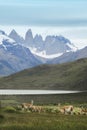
[
  {"xmin": 0, "ymin": 0, "xmax": 87, "ymax": 26},
  {"xmin": 0, "ymin": 0, "xmax": 87, "ymax": 48}
]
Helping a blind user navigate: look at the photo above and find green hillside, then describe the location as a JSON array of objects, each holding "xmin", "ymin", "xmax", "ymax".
[{"xmin": 0, "ymin": 58, "xmax": 87, "ymax": 90}]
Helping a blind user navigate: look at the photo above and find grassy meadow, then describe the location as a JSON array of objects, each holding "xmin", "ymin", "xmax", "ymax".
[
  {"xmin": 0, "ymin": 92, "xmax": 86, "ymax": 130},
  {"xmin": 0, "ymin": 104, "xmax": 87, "ymax": 130}
]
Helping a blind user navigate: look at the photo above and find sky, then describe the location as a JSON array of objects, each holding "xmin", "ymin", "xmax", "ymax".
[{"xmin": 0, "ymin": 0, "xmax": 87, "ymax": 48}]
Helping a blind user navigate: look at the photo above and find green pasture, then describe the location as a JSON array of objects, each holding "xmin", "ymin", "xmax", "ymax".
[{"xmin": 0, "ymin": 109, "xmax": 87, "ymax": 130}]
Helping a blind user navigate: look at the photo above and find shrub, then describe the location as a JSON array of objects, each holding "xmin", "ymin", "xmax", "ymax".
[
  {"xmin": 45, "ymin": 107, "xmax": 53, "ymax": 113},
  {"xmin": 0, "ymin": 114, "xmax": 5, "ymax": 123},
  {"xmin": 15, "ymin": 105, "xmax": 22, "ymax": 111},
  {"xmin": 0, "ymin": 114, "xmax": 4, "ymax": 119},
  {"xmin": 4, "ymin": 106, "xmax": 16, "ymax": 113}
]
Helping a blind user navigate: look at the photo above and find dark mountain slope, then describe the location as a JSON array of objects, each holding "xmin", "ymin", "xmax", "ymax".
[{"xmin": 0, "ymin": 58, "xmax": 87, "ymax": 90}]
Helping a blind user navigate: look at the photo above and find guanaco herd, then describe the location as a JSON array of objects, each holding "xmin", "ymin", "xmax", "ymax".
[
  {"xmin": 21, "ymin": 103, "xmax": 43, "ymax": 113},
  {"xmin": 20, "ymin": 101, "xmax": 87, "ymax": 115}
]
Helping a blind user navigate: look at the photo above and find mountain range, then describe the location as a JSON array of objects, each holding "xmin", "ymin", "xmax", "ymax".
[
  {"xmin": 0, "ymin": 29, "xmax": 87, "ymax": 76},
  {"xmin": 0, "ymin": 30, "xmax": 41, "ymax": 76},
  {"xmin": 9, "ymin": 29, "xmax": 77, "ymax": 58}
]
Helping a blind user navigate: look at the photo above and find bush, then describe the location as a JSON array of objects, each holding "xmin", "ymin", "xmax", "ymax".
[
  {"xmin": 0, "ymin": 114, "xmax": 5, "ymax": 123},
  {"xmin": 45, "ymin": 107, "xmax": 53, "ymax": 113},
  {"xmin": 4, "ymin": 106, "xmax": 16, "ymax": 113},
  {"xmin": 0, "ymin": 114, "xmax": 4, "ymax": 119},
  {"xmin": 15, "ymin": 105, "xmax": 22, "ymax": 111}
]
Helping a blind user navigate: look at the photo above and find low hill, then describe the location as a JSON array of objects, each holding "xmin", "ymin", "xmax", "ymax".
[{"xmin": 0, "ymin": 58, "xmax": 87, "ymax": 90}]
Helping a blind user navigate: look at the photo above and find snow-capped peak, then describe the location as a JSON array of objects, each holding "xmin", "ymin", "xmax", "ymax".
[
  {"xmin": 0, "ymin": 31, "xmax": 17, "ymax": 50},
  {"xmin": 0, "ymin": 34, "xmax": 15, "ymax": 45}
]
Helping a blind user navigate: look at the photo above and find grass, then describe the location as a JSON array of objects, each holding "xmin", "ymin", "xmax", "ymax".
[
  {"xmin": 0, "ymin": 110, "xmax": 87, "ymax": 130},
  {"xmin": 0, "ymin": 98, "xmax": 87, "ymax": 130},
  {"xmin": 0, "ymin": 58, "xmax": 87, "ymax": 90}
]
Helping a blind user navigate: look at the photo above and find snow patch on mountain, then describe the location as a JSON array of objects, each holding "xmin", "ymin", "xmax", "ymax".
[
  {"xmin": 29, "ymin": 47, "xmax": 63, "ymax": 59},
  {"xmin": 0, "ymin": 34, "xmax": 17, "ymax": 50},
  {"xmin": 66, "ymin": 43, "xmax": 78, "ymax": 52},
  {"xmin": 0, "ymin": 34, "xmax": 16, "ymax": 45}
]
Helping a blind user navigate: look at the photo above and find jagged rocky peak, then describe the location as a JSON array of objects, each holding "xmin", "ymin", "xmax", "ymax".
[
  {"xmin": 9, "ymin": 29, "xmax": 20, "ymax": 40},
  {"xmin": 56, "ymin": 35, "xmax": 71, "ymax": 43},
  {"xmin": 34, "ymin": 34, "xmax": 43, "ymax": 42},
  {"xmin": 33, "ymin": 34, "xmax": 44, "ymax": 51},
  {"xmin": 25, "ymin": 29, "xmax": 33, "ymax": 39},
  {"xmin": 9, "ymin": 29, "xmax": 18, "ymax": 36},
  {"xmin": 45, "ymin": 35, "xmax": 71, "ymax": 44},
  {"xmin": 9, "ymin": 29, "xmax": 24, "ymax": 44},
  {"xmin": 25, "ymin": 29, "xmax": 34, "ymax": 46},
  {"xmin": 11, "ymin": 29, "xmax": 16, "ymax": 33}
]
